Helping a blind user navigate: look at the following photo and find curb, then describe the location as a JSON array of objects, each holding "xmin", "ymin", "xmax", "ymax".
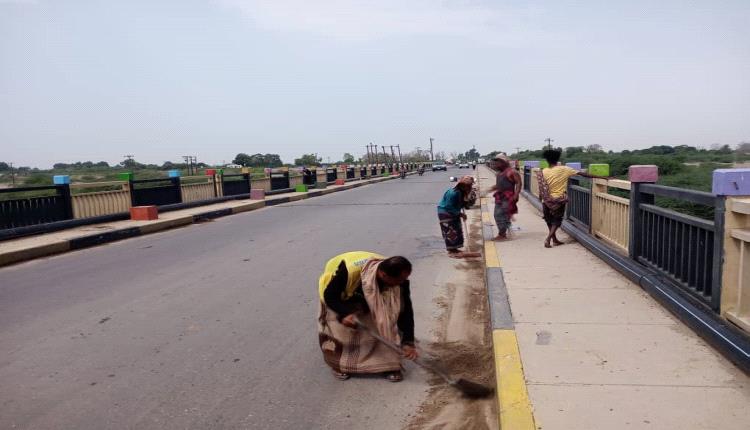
[
  {"xmin": 0, "ymin": 175, "xmax": 399, "ymax": 268},
  {"xmin": 478, "ymin": 184, "xmax": 536, "ymax": 429}
]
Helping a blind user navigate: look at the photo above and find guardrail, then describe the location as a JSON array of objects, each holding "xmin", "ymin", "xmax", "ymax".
[
  {"xmin": 591, "ymin": 178, "xmax": 630, "ymax": 253},
  {"xmin": 567, "ymin": 176, "xmax": 592, "ymax": 229},
  {"xmin": 182, "ymin": 179, "xmax": 217, "ymax": 203},
  {"xmin": 0, "ymin": 185, "xmax": 73, "ymax": 229},
  {"xmin": 0, "ymin": 165, "xmax": 412, "ymax": 240},
  {"xmin": 72, "ymin": 188, "xmax": 131, "ymax": 218},
  {"xmin": 220, "ymin": 173, "xmax": 250, "ymax": 197},
  {"xmin": 631, "ymin": 183, "xmax": 723, "ymax": 310}
]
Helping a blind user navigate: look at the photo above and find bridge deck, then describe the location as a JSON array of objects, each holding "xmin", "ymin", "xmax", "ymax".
[{"xmin": 479, "ymin": 168, "xmax": 750, "ymax": 430}]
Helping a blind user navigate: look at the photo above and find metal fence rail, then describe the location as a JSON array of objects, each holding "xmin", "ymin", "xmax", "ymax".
[
  {"xmin": 567, "ymin": 177, "xmax": 591, "ymax": 228},
  {"xmin": 269, "ymin": 171, "xmax": 290, "ymax": 190},
  {"xmin": 0, "ymin": 185, "xmax": 73, "ymax": 229},
  {"xmin": 131, "ymin": 177, "xmax": 182, "ymax": 206},
  {"xmin": 221, "ymin": 173, "xmax": 250, "ymax": 197},
  {"xmin": 631, "ymin": 183, "xmax": 724, "ymax": 310}
]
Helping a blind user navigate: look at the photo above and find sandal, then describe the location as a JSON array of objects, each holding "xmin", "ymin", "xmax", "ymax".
[
  {"xmin": 385, "ymin": 371, "xmax": 403, "ymax": 382},
  {"xmin": 332, "ymin": 370, "xmax": 350, "ymax": 381}
]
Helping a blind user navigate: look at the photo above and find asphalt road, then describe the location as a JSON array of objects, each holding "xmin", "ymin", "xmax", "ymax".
[{"xmin": 0, "ymin": 169, "xmax": 470, "ymax": 429}]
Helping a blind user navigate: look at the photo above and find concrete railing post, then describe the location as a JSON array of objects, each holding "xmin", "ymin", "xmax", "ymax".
[
  {"xmin": 627, "ymin": 165, "xmax": 658, "ymax": 260},
  {"xmin": 118, "ymin": 172, "xmax": 135, "ymax": 206},
  {"xmin": 53, "ymin": 175, "xmax": 74, "ymax": 220}
]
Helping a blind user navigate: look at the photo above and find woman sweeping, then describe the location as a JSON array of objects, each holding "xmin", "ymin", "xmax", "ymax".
[
  {"xmin": 536, "ymin": 149, "xmax": 606, "ymax": 248},
  {"xmin": 437, "ymin": 176, "xmax": 479, "ymax": 258},
  {"xmin": 318, "ymin": 252, "xmax": 418, "ymax": 382}
]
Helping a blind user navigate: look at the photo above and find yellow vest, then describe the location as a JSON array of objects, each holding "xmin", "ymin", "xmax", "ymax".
[{"xmin": 318, "ymin": 251, "xmax": 384, "ymax": 301}]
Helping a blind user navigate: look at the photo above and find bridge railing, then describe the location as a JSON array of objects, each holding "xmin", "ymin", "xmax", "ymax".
[
  {"xmin": 71, "ymin": 181, "xmax": 131, "ymax": 218},
  {"xmin": 591, "ymin": 178, "xmax": 631, "ymax": 253},
  {"xmin": 518, "ymin": 162, "xmax": 750, "ymax": 333},
  {"xmin": 630, "ymin": 183, "xmax": 723, "ymax": 310},
  {"xmin": 0, "ymin": 183, "xmax": 73, "ymax": 229},
  {"xmin": 567, "ymin": 176, "xmax": 592, "ymax": 229}
]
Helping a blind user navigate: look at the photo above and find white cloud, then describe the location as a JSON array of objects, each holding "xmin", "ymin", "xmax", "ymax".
[{"xmin": 218, "ymin": 0, "xmax": 552, "ymax": 45}]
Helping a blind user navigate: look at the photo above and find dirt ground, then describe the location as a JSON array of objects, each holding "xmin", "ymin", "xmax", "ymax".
[{"xmin": 404, "ymin": 211, "xmax": 498, "ymax": 430}]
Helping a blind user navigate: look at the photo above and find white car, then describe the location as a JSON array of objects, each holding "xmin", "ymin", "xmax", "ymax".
[{"xmin": 458, "ymin": 163, "xmax": 469, "ymax": 168}]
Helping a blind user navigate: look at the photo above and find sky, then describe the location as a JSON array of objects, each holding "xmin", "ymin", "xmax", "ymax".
[{"xmin": 1, "ymin": 0, "xmax": 749, "ymax": 168}]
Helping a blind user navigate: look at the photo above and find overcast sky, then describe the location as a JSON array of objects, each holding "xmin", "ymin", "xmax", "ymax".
[{"xmin": 2, "ymin": 0, "xmax": 749, "ymax": 168}]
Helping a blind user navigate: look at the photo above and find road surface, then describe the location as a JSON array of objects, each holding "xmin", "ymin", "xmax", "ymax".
[{"xmin": 0, "ymin": 169, "xmax": 483, "ymax": 429}]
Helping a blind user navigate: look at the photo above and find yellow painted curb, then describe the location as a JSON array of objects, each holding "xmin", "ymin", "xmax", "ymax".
[
  {"xmin": 493, "ymin": 329, "xmax": 536, "ymax": 430},
  {"xmin": 484, "ymin": 240, "xmax": 500, "ymax": 267},
  {"xmin": 481, "ymin": 197, "xmax": 490, "ymax": 205},
  {"xmin": 482, "ymin": 211, "xmax": 491, "ymax": 223}
]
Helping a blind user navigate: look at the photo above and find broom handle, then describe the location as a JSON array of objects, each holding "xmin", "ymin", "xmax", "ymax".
[{"xmin": 353, "ymin": 319, "xmax": 455, "ymax": 383}]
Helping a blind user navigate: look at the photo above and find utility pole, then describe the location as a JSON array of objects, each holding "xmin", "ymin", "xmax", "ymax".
[
  {"xmin": 373, "ymin": 143, "xmax": 379, "ymax": 164},
  {"xmin": 515, "ymin": 147, "xmax": 522, "ymax": 156},
  {"xmin": 396, "ymin": 145, "xmax": 403, "ymax": 164},
  {"xmin": 182, "ymin": 155, "xmax": 192, "ymax": 175},
  {"xmin": 429, "ymin": 138, "xmax": 435, "ymax": 161},
  {"xmin": 389, "ymin": 145, "xmax": 397, "ymax": 165},
  {"xmin": 9, "ymin": 162, "xmax": 15, "ymax": 187},
  {"xmin": 544, "ymin": 138, "xmax": 554, "ymax": 150},
  {"xmin": 381, "ymin": 146, "xmax": 388, "ymax": 165}
]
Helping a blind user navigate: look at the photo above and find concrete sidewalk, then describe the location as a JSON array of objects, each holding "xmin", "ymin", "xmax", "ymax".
[
  {"xmin": 0, "ymin": 176, "xmax": 394, "ymax": 267},
  {"xmin": 478, "ymin": 167, "xmax": 750, "ymax": 430}
]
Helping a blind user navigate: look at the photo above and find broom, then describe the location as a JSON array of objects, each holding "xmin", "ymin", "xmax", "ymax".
[{"xmin": 354, "ymin": 319, "xmax": 494, "ymax": 398}]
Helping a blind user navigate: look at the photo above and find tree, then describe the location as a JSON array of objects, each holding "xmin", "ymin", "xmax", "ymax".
[
  {"xmin": 464, "ymin": 148, "xmax": 480, "ymax": 162},
  {"xmin": 233, "ymin": 153, "xmax": 283, "ymax": 167},
  {"xmin": 565, "ymin": 146, "xmax": 585, "ymax": 156},
  {"xmin": 262, "ymin": 154, "xmax": 283, "ymax": 167},
  {"xmin": 294, "ymin": 154, "xmax": 322, "ymax": 166},
  {"xmin": 0, "ymin": 162, "xmax": 8, "ymax": 172},
  {"xmin": 95, "ymin": 161, "xmax": 110, "ymax": 167},
  {"xmin": 121, "ymin": 158, "xmax": 138, "ymax": 168},
  {"xmin": 232, "ymin": 153, "xmax": 253, "ymax": 167},
  {"xmin": 585, "ymin": 144, "xmax": 604, "ymax": 153},
  {"xmin": 343, "ymin": 153, "xmax": 355, "ymax": 163}
]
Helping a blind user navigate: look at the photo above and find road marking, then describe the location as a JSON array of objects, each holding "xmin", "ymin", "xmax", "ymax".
[
  {"xmin": 482, "ymin": 211, "xmax": 491, "ymax": 223},
  {"xmin": 493, "ymin": 329, "xmax": 536, "ymax": 430}
]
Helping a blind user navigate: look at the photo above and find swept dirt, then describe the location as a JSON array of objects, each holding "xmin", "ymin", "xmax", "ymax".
[{"xmin": 404, "ymin": 211, "xmax": 498, "ymax": 430}]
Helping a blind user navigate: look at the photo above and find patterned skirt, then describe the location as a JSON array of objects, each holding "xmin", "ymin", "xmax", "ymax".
[{"xmin": 438, "ymin": 211, "xmax": 463, "ymax": 250}]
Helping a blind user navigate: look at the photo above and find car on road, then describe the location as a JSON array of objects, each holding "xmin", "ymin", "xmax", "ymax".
[
  {"xmin": 458, "ymin": 163, "xmax": 469, "ymax": 168},
  {"xmin": 432, "ymin": 162, "xmax": 448, "ymax": 171}
]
